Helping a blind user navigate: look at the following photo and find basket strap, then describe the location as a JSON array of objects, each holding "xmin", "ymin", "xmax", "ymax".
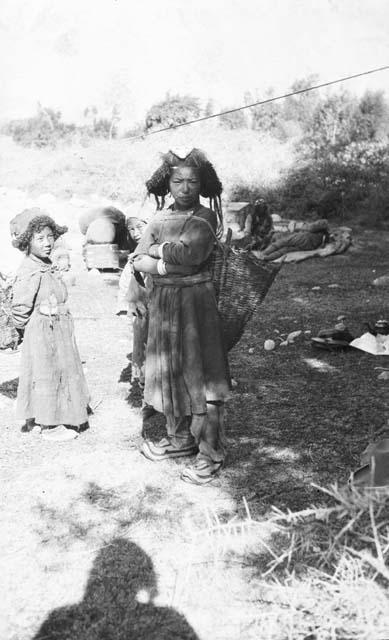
[
  {"xmin": 188, "ymin": 215, "xmax": 233, "ymax": 294},
  {"xmin": 189, "ymin": 214, "xmax": 232, "ymax": 255}
]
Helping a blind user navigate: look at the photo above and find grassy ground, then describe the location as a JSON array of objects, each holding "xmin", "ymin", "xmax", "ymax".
[{"xmin": 1, "ymin": 138, "xmax": 389, "ymax": 639}]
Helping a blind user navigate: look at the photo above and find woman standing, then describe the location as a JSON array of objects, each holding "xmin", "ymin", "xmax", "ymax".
[{"xmin": 132, "ymin": 149, "xmax": 230, "ymax": 485}]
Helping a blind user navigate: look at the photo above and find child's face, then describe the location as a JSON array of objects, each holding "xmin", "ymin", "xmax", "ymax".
[
  {"xmin": 128, "ymin": 221, "xmax": 146, "ymax": 243},
  {"xmin": 169, "ymin": 166, "xmax": 201, "ymax": 211},
  {"xmin": 29, "ymin": 226, "xmax": 55, "ymax": 259}
]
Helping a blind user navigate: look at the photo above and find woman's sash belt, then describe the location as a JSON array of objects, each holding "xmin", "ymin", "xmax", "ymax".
[{"xmin": 152, "ymin": 272, "xmax": 212, "ymax": 288}]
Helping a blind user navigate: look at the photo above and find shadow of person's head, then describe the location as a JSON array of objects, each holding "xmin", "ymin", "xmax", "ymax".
[
  {"xmin": 83, "ymin": 538, "xmax": 158, "ymax": 608},
  {"xmin": 34, "ymin": 537, "xmax": 199, "ymax": 640}
]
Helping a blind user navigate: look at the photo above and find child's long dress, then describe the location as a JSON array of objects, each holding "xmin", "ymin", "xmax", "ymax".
[{"xmin": 12, "ymin": 254, "xmax": 89, "ymax": 426}]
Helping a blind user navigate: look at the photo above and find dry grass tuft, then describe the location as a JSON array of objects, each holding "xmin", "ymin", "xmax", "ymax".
[{"xmin": 175, "ymin": 488, "xmax": 389, "ymax": 638}]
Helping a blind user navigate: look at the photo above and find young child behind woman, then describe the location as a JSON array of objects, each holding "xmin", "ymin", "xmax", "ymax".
[
  {"xmin": 116, "ymin": 217, "xmax": 149, "ymax": 384},
  {"xmin": 11, "ymin": 209, "xmax": 90, "ymax": 442}
]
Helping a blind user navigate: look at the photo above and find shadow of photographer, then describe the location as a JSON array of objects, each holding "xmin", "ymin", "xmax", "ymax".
[{"xmin": 34, "ymin": 537, "xmax": 199, "ymax": 640}]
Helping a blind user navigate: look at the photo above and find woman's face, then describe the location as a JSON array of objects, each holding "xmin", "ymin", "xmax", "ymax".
[
  {"xmin": 169, "ymin": 166, "xmax": 201, "ymax": 210},
  {"xmin": 29, "ymin": 226, "xmax": 55, "ymax": 259}
]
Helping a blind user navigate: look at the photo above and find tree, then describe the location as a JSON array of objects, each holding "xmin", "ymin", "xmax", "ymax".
[
  {"xmin": 108, "ymin": 104, "xmax": 120, "ymax": 140},
  {"xmin": 282, "ymin": 75, "xmax": 320, "ymax": 130},
  {"xmin": 83, "ymin": 105, "xmax": 98, "ymax": 128},
  {"xmin": 219, "ymin": 108, "xmax": 247, "ymax": 130},
  {"xmin": 246, "ymin": 88, "xmax": 282, "ymax": 135},
  {"xmin": 145, "ymin": 94, "xmax": 200, "ymax": 131},
  {"xmin": 356, "ymin": 90, "xmax": 389, "ymax": 141},
  {"xmin": 204, "ymin": 99, "xmax": 214, "ymax": 117},
  {"xmin": 303, "ymin": 91, "xmax": 360, "ymax": 156}
]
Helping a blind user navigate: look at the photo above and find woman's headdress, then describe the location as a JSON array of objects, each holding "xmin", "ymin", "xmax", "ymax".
[{"xmin": 145, "ymin": 148, "xmax": 223, "ymax": 236}]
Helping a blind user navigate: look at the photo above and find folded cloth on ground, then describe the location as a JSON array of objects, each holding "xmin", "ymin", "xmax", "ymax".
[
  {"xmin": 350, "ymin": 332, "xmax": 389, "ymax": 355},
  {"xmin": 349, "ymin": 438, "xmax": 389, "ymax": 487}
]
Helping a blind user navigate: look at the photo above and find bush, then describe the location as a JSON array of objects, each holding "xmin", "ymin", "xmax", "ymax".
[
  {"xmin": 123, "ymin": 122, "xmax": 145, "ymax": 139},
  {"xmin": 264, "ymin": 140, "xmax": 389, "ymax": 222},
  {"xmin": 5, "ymin": 107, "xmax": 75, "ymax": 148}
]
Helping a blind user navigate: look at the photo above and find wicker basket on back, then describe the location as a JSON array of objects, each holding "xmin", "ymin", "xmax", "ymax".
[{"xmin": 208, "ymin": 229, "xmax": 282, "ymax": 351}]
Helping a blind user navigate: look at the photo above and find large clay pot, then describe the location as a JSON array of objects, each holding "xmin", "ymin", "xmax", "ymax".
[
  {"xmin": 79, "ymin": 206, "xmax": 126, "ymax": 236},
  {"xmin": 86, "ymin": 218, "xmax": 116, "ymax": 244}
]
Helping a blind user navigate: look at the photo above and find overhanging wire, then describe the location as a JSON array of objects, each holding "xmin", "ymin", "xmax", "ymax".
[{"xmin": 125, "ymin": 64, "xmax": 389, "ymax": 142}]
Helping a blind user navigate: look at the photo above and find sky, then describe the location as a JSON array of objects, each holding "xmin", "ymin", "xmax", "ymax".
[{"xmin": 1, "ymin": 0, "xmax": 389, "ymax": 127}]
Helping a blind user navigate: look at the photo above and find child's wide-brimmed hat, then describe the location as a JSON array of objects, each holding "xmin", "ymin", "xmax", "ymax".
[
  {"xmin": 10, "ymin": 208, "xmax": 67, "ymax": 250},
  {"xmin": 10, "ymin": 208, "xmax": 42, "ymax": 245}
]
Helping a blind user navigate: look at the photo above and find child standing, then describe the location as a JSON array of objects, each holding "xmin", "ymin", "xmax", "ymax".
[
  {"xmin": 11, "ymin": 210, "xmax": 90, "ymax": 442},
  {"xmin": 116, "ymin": 217, "xmax": 149, "ymax": 386},
  {"xmin": 116, "ymin": 216, "xmax": 156, "ymax": 432},
  {"xmin": 132, "ymin": 149, "xmax": 231, "ymax": 485}
]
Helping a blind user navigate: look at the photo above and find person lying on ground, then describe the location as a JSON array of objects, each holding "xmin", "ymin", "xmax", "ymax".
[{"xmin": 260, "ymin": 218, "xmax": 329, "ymax": 261}]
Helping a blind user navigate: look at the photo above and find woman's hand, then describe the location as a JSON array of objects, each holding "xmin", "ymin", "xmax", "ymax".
[
  {"xmin": 128, "ymin": 300, "xmax": 148, "ymax": 318},
  {"xmin": 148, "ymin": 244, "xmax": 161, "ymax": 259},
  {"xmin": 133, "ymin": 255, "xmax": 159, "ymax": 274}
]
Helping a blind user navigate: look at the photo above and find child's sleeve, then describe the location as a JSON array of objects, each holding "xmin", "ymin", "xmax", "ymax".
[
  {"xmin": 11, "ymin": 271, "xmax": 42, "ymax": 329},
  {"xmin": 116, "ymin": 260, "xmax": 133, "ymax": 314},
  {"xmin": 132, "ymin": 218, "xmax": 160, "ymax": 257}
]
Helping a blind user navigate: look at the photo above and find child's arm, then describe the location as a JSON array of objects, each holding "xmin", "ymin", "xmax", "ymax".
[
  {"xmin": 11, "ymin": 271, "xmax": 41, "ymax": 329},
  {"xmin": 133, "ymin": 255, "xmax": 197, "ymax": 276},
  {"xmin": 132, "ymin": 255, "xmax": 159, "ymax": 275},
  {"xmin": 116, "ymin": 258, "xmax": 149, "ymax": 317}
]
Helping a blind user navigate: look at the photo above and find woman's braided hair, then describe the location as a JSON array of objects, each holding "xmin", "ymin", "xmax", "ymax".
[
  {"xmin": 16, "ymin": 215, "xmax": 68, "ymax": 253},
  {"xmin": 145, "ymin": 148, "xmax": 224, "ymax": 237}
]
